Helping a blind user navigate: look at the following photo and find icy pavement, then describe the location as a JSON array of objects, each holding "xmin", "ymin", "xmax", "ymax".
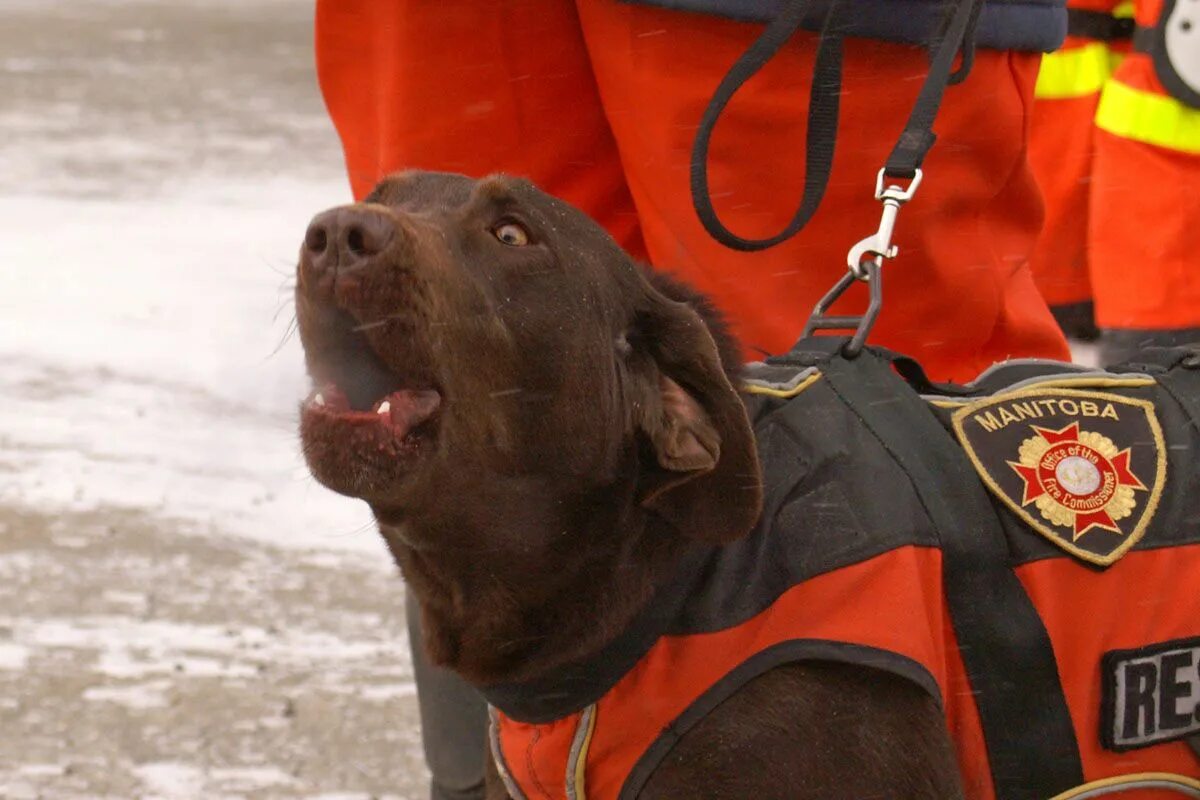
[
  {"xmin": 1, "ymin": 1, "xmax": 430, "ymax": 797},
  {"xmin": 0, "ymin": 507, "xmax": 425, "ymax": 800}
]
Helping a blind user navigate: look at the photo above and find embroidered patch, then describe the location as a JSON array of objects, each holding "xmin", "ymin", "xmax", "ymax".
[
  {"xmin": 1101, "ymin": 637, "xmax": 1200, "ymax": 752},
  {"xmin": 952, "ymin": 385, "xmax": 1166, "ymax": 566}
]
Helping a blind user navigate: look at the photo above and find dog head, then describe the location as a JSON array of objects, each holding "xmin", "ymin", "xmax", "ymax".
[{"xmin": 296, "ymin": 171, "xmax": 761, "ymax": 564}]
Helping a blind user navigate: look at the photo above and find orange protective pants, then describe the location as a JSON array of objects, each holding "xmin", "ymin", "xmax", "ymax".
[
  {"xmin": 1028, "ymin": 85, "xmax": 1098, "ymax": 310},
  {"xmin": 315, "ymin": 0, "xmax": 1069, "ymax": 382},
  {"xmin": 1027, "ymin": 0, "xmax": 1127, "ymax": 311},
  {"xmin": 1090, "ymin": 0, "xmax": 1200, "ymax": 332}
]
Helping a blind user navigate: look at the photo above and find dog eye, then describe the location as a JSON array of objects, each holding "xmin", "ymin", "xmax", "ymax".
[{"xmin": 492, "ymin": 222, "xmax": 530, "ymax": 247}]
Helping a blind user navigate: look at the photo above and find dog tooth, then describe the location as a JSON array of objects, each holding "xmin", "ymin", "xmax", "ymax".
[
  {"xmin": 313, "ymin": 393, "xmax": 325, "ymax": 406},
  {"xmin": 377, "ymin": 400, "xmax": 391, "ymax": 415}
]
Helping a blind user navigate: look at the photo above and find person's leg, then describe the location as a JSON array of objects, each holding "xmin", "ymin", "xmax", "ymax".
[
  {"xmin": 575, "ymin": 1, "xmax": 1069, "ymax": 381},
  {"xmin": 1089, "ymin": 48, "xmax": 1200, "ymax": 364},
  {"xmin": 1027, "ymin": 65, "xmax": 1104, "ymax": 340},
  {"xmin": 1026, "ymin": 0, "xmax": 1129, "ymax": 341},
  {"xmin": 406, "ymin": 591, "xmax": 488, "ymax": 800},
  {"xmin": 314, "ymin": 0, "xmax": 646, "ymax": 259}
]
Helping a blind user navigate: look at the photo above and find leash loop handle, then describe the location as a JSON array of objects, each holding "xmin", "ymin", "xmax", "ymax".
[{"xmin": 689, "ymin": 0, "xmax": 847, "ymax": 252}]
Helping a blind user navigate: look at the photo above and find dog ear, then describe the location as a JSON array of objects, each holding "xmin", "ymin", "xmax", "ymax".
[{"xmin": 631, "ymin": 296, "xmax": 763, "ymax": 543}]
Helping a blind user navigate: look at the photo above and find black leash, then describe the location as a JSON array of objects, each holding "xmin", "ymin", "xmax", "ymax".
[
  {"xmin": 688, "ymin": 0, "xmax": 850, "ymax": 252},
  {"xmin": 884, "ymin": 0, "xmax": 984, "ymax": 179},
  {"xmin": 690, "ymin": 0, "xmax": 985, "ymax": 354}
]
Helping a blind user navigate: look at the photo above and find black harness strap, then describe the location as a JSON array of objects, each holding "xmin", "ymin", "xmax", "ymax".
[
  {"xmin": 1160, "ymin": 365, "xmax": 1200, "ymax": 435},
  {"xmin": 1123, "ymin": 350, "xmax": 1200, "ymax": 761},
  {"xmin": 1067, "ymin": 7, "xmax": 1135, "ymax": 41},
  {"xmin": 1113, "ymin": 347, "xmax": 1200, "ymax": 432},
  {"xmin": 773, "ymin": 341, "xmax": 1085, "ymax": 800},
  {"xmin": 1132, "ymin": 25, "xmax": 1156, "ymax": 54}
]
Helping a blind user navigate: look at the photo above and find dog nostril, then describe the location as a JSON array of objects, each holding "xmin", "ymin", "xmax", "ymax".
[
  {"xmin": 346, "ymin": 225, "xmax": 367, "ymax": 257},
  {"xmin": 305, "ymin": 224, "xmax": 329, "ymax": 255},
  {"xmin": 341, "ymin": 213, "xmax": 394, "ymax": 261}
]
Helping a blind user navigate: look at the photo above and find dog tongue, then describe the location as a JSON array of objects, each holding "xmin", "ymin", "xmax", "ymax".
[{"xmin": 379, "ymin": 389, "xmax": 441, "ymax": 435}]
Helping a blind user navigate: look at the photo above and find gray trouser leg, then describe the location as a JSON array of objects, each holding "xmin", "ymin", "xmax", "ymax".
[
  {"xmin": 1099, "ymin": 327, "xmax": 1200, "ymax": 366},
  {"xmin": 406, "ymin": 587, "xmax": 488, "ymax": 800}
]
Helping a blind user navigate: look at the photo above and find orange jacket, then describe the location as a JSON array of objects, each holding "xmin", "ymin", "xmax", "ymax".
[{"xmin": 487, "ymin": 343, "xmax": 1200, "ymax": 799}]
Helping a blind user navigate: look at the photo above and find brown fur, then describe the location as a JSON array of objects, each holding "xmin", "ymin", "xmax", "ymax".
[{"xmin": 295, "ymin": 171, "xmax": 962, "ymax": 798}]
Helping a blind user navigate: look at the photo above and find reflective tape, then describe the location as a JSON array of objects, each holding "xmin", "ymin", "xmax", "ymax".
[
  {"xmin": 1095, "ymin": 78, "xmax": 1200, "ymax": 154},
  {"xmin": 1036, "ymin": 42, "xmax": 1122, "ymax": 99},
  {"xmin": 1048, "ymin": 772, "xmax": 1200, "ymax": 799}
]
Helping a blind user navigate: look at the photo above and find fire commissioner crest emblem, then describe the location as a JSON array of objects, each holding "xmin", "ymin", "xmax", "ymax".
[{"xmin": 952, "ymin": 385, "xmax": 1166, "ymax": 566}]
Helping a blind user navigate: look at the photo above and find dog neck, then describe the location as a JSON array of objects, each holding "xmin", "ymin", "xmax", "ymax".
[{"xmin": 379, "ymin": 484, "xmax": 690, "ymax": 688}]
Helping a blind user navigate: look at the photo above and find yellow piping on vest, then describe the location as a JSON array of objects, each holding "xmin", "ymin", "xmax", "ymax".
[
  {"xmin": 1049, "ymin": 772, "xmax": 1200, "ymax": 799},
  {"xmin": 743, "ymin": 371, "xmax": 822, "ymax": 399},
  {"xmin": 565, "ymin": 704, "xmax": 597, "ymax": 800}
]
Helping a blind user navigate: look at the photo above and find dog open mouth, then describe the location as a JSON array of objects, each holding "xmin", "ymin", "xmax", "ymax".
[
  {"xmin": 298, "ymin": 305, "xmax": 443, "ymax": 496},
  {"xmin": 302, "ymin": 383, "xmax": 441, "ymax": 453}
]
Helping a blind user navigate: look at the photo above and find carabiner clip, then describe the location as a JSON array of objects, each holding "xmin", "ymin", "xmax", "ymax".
[
  {"xmin": 800, "ymin": 168, "xmax": 923, "ymax": 358},
  {"xmin": 846, "ymin": 169, "xmax": 922, "ymax": 279}
]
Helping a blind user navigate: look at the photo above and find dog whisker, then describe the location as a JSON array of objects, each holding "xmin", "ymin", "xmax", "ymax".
[
  {"xmin": 265, "ymin": 315, "xmax": 299, "ymax": 360},
  {"xmin": 272, "ymin": 296, "xmax": 296, "ymax": 323},
  {"xmin": 259, "ymin": 254, "xmax": 298, "ymax": 279},
  {"xmin": 351, "ymin": 313, "xmax": 409, "ymax": 333}
]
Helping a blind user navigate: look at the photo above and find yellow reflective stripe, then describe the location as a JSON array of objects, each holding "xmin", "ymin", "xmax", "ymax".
[
  {"xmin": 1112, "ymin": 0, "xmax": 1134, "ymax": 18},
  {"xmin": 564, "ymin": 704, "xmax": 596, "ymax": 800},
  {"xmin": 1095, "ymin": 79, "xmax": 1200, "ymax": 154},
  {"xmin": 743, "ymin": 371, "xmax": 821, "ymax": 399},
  {"xmin": 1048, "ymin": 772, "xmax": 1200, "ymax": 799},
  {"xmin": 1107, "ymin": 48, "xmax": 1127, "ymax": 74},
  {"xmin": 1036, "ymin": 42, "xmax": 1115, "ymax": 99}
]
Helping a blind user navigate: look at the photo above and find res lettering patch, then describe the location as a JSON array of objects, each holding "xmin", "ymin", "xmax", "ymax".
[
  {"xmin": 952, "ymin": 385, "xmax": 1166, "ymax": 566},
  {"xmin": 1101, "ymin": 637, "xmax": 1200, "ymax": 752}
]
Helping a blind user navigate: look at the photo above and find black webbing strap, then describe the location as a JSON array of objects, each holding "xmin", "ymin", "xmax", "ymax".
[
  {"xmin": 1067, "ymin": 7, "xmax": 1135, "ymax": 41},
  {"xmin": 691, "ymin": 0, "xmax": 983, "ymax": 250},
  {"xmin": 782, "ymin": 342, "xmax": 1085, "ymax": 799},
  {"xmin": 1117, "ymin": 347, "xmax": 1200, "ymax": 433},
  {"xmin": 1132, "ymin": 25, "xmax": 1156, "ymax": 54},
  {"xmin": 1148, "ymin": 357, "xmax": 1200, "ymax": 762},
  {"xmin": 688, "ymin": 0, "xmax": 848, "ymax": 251},
  {"xmin": 1161, "ymin": 367, "xmax": 1200, "ymax": 436},
  {"xmin": 884, "ymin": 0, "xmax": 983, "ymax": 178}
]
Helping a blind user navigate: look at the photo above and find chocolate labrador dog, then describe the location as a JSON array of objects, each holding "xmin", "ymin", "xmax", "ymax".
[{"xmin": 295, "ymin": 171, "xmax": 962, "ymax": 799}]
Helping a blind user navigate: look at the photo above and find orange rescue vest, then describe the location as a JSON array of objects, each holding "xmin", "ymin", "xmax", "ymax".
[{"xmin": 485, "ymin": 341, "xmax": 1200, "ymax": 799}]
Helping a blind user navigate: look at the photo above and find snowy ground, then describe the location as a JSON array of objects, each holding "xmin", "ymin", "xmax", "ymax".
[{"xmin": 1, "ymin": 1, "xmax": 429, "ymax": 797}]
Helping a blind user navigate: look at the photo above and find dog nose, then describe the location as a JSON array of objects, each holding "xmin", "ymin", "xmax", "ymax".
[{"xmin": 304, "ymin": 207, "xmax": 395, "ymax": 273}]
